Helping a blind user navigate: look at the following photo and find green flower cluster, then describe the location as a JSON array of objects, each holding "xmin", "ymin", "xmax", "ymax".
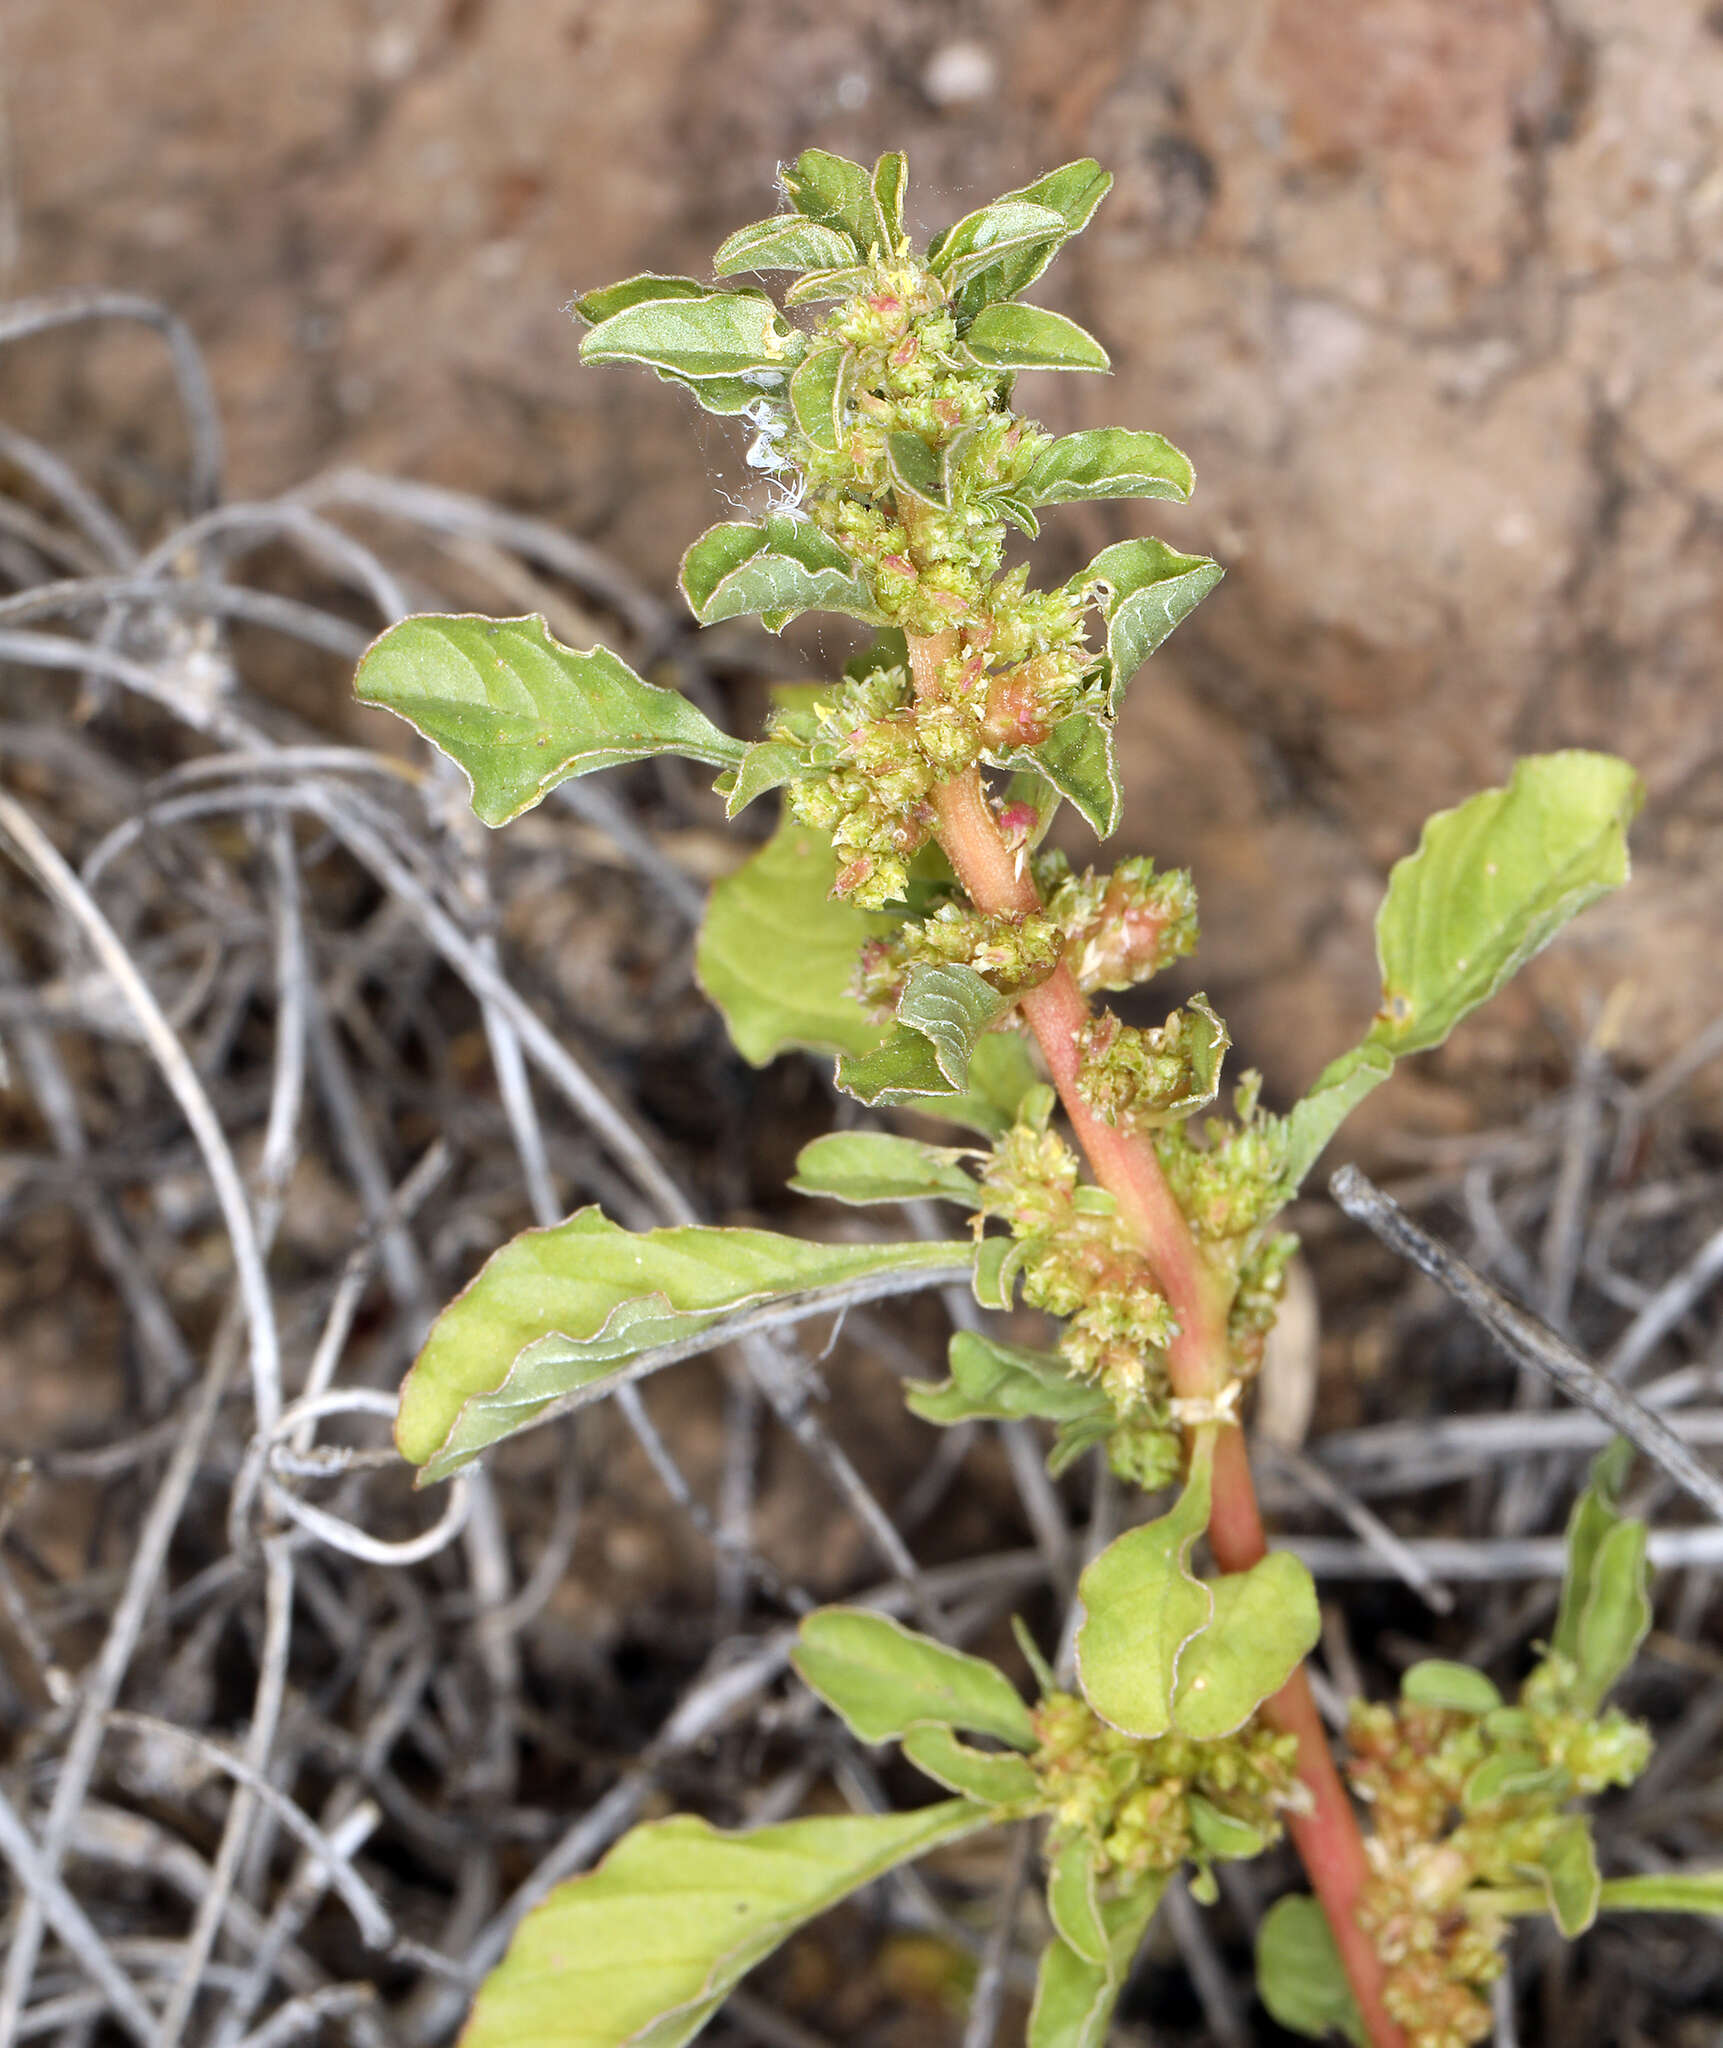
[
  {"xmin": 1346, "ymin": 1675, "xmax": 1650, "ymax": 2048},
  {"xmin": 1033, "ymin": 1688, "xmax": 1306, "ymax": 1891},
  {"xmin": 1038, "ymin": 852, "xmax": 1199, "ymax": 994}
]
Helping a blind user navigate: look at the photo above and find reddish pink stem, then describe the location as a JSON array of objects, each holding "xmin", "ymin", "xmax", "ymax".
[{"xmin": 909, "ymin": 636, "xmax": 1403, "ymax": 2048}]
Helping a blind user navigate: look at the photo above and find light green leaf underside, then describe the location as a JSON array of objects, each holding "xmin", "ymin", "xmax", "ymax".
[
  {"xmin": 961, "ymin": 303, "xmax": 1110, "ymax": 375},
  {"xmin": 906, "ymin": 1331, "xmax": 1112, "ymax": 1431},
  {"xmin": 1085, "ymin": 539, "xmax": 1224, "ymax": 713},
  {"xmin": 1254, "ymin": 1896, "xmax": 1368, "ymax": 2047},
  {"xmin": 1024, "ymin": 430, "xmax": 1194, "ymax": 507},
  {"xmin": 1551, "ymin": 1441, "xmax": 1651, "ymax": 1716},
  {"xmin": 572, "ymin": 275, "xmax": 708, "ymax": 326},
  {"xmin": 792, "ymin": 1607, "xmax": 1036, "ymax": 1748},
  {"xmin": 836, "ymin": 964, "xmax": 1015, "ymax": 1111},
  {"xmin": 1401, "ymin": 1660, "xmax": 1503, "ymax": 1715},
  {"xmin": 695, "ymin": 814, "xmax": 893, "ymax": 1066},
  {"xmin": 789, "ymin": 1132, "xmax": 979, "ymax": 1207},
  {"xmin": 396, "ymin": 1210, "xmax": 966, "ymax": 1483},
  {"xmin": 1539, "ymin": 1817, "xmax": 1602, "ymax": 1937},
  {"xmin": 929, "ymin": 200, "xmax": 1069, "ymax": 292},
  {"xmin": 354, "ymin": 615, "xmax": 743, "ymax": 827},
  {"xmin": 464, "ymin": 1803, "xmax": 991, "ymax": 2048},
  {"xmin": 579, "ymin": 288, "xmax": 802, "ymax": 382},
  {"xmin": 1027, "ymin": 1879, "xmax": 1164, "ymax": 2048},
  {"xmin": 712, "ymin": 216, "xmax": 859, "ymax": 278},
  {"xmin": 900, "ymin": 1725, "xmax": 1041, "ymax": 1807},
  {"xmin": 680, "ymin": 517, "xmax": 877, "ymax": 632}
]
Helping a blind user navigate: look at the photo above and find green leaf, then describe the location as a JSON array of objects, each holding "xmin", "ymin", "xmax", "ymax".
[
  {"xmin": 397, "ymin": 1211, "xmax": 967, "ymax": 1484},
  {"xmin": 579, "ymin": 288, "xmax": 802, "ymax": 382},
  {"xmin": 572, "ymin": 274, "xmax": 709, "ymax": 325},
  {"xmin": 1024, "ymin": 430, "xmax": 1195, "ymax": 507},
  {"xmin": 999, "ymin": 712, "xmax": 1121, "ymax": 837},
  {"xmin": 680, "ymin": 517, "xmax": 877, "ymax": 632},
  {"xmin": 790, "ymin": 1132, "xmax": 979, "ymax": 1207},
  {"xmin": 1369, "ymin": 752, "xmax": 1643, "ymax": 1058},
  {"xmin": 1463, "ymin": 1752, "xmax": 1568, "ymax": 1814},
  {"xmin": 900, "ymin": 1725, "xmax": 1041, "ymax": 1808},
  {"xmin": 465, "ymin": 1802, "xmax": 991, "ymax": 2048},
  {"xmin": 972, "ymin": 1235, "xmax": 1016, "ymax": 1312},
  {"xmin": 354, "ymin": 615, "xmax": 744, "ymax": 827},
  {"xmin": 1075, "ymin": 1455, "xmax": 1319, "ymax": 1739},
  {"xmin": 792, "ymin": 1607, "xmax": 1036, "ymax": 1748},
  {"xmin": 716, "ymin": 734, "xmax": 810, "ymax": 816},
  {"xmin": 929, "ymin": 201, "xmax": 1070, "ymax": 293},
  {"xmin": 713, "ymin": 216, "xmax": 859, "ymax": 277},
  {"xmin": 784, "ymin": 264, "xmax": 873, "ymax": 307},
  {"xmin": 1027, "ymin": 1880, "xmax": 1163, "ymax": 2048},
  {"xmin": 1551, "ymin": 1441, "xmax": 1651, "ymax": 1714},
  {"xmin": 1537, "ymin": 1817, "xmax": 1602, "ymax": 1938},
  {"xmin": 695, "ymin": 814, "xmax": 892, "ymax": 1066},
  {"xmin": 1084, "ymin": 538, "xmax": 1225, "ymax": 713},
  {"xmin": 952, "ymin": 161, "xmax": 1112, "ymax": 313},
  {"xmin": 1278, "ymin": 1041, "xmax": 1396, "ymax": 1197},
  {"xmin": 961, "ymin": 303, "xmax": 1111, "ymax": 375},
  {"xmin": 886, "ymin": 430, "xmax": 945, "ymax": 508},
  {"xmin": 1046, "ymin": 1839, "xmax": 1108, "ymax": 1965},
  {"xmin": 1188, "ymin": 1796, "xmax": 1271, "ymax": 1861},
  {"xmin": 871, "ymin": 152, "xmax": 908, "ymax": 250},
  {"xmin": 1401, "ymin": 1661, "xmax": 1503, "ymax": 1715},
  {"xmin": 1596, "ymin": 1870, "xmax": 1723, "ymax": 1915},
  {"xmin": 780, "ymin": 149, "xmax": 876, "ymax": 252},
  {"xmin": 836, "ymin": 964, "xmax": 1015, "ymax": 1106},
  {"xmin": 957, "ymin": 1030, "xmax": 1041, "ymax": 1134},
  {"xmin": 788, "ymin": 346, "xmax": 848, "ymax": 453},
  {"xmin": 906, "ymin": 1332, "xmax": 1112, "ymax": 1431},
  {"xmin": 1255, "ymin": 1896, "xmax": 1368, "ymax": 2047}
]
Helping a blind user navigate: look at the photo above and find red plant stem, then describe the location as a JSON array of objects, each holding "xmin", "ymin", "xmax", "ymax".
[{"xmin": 908, "ymin": 634, "xmax": 1404, "ymax": 2048}]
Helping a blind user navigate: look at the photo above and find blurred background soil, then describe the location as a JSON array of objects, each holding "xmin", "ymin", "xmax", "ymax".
[{"xmin": 8, "ymin": 0, "xmax": 1723, "ymax": 1124}]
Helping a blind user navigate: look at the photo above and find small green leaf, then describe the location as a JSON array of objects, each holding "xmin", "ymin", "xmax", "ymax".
[
  {"xmin": 1550, "ymin": 1440, "xmax": 1634, "ymax": 1664},
  {"xmin": 398, "ymin": 1212, "xmax": 967, "ymax": 1483},
  {"xmin": 780, "ymin": 149, "xmax": 875, "ymax": 251},
  {"xmin": 784, "ymin": 264, "xmax": 872, "ymax": 307},
  {"xmin": 465, "ymin": 1803, "xmax": 991, "ymax": 2048},
  {"xmin": 790, "ymin": 1132, "xmax": 979, "ymax": 1207},
  {"xmin": 1278, "ymin": 1041, "xmax": 1396, "ymax": 1197},
  {"xmin": 355, "ymin": 615, "xmax": 743, "ymax": 827},
  {"xmin": 1596, "ymin": 1870, "xmax": 1723, "ymax": 1915},
  {"xmin": 871, "ymin": 152, "xmax": 908, "ymax": 250},
  {"xmin": 836, "ymin": 964, "xmax": 1015, "ymax": 1108},
  {"xmin": 1369, "ymin": 752, "xmax": 1643, "ymax": 1058},
  {"xmin": 717, "ymin": 734, "xmax": 810, "ymax": 817},
  {"xmin": 696, "ymin": 813, "xmax": 892, "ymax": 1066},
  {"xmin": 1401, "ymin": 1661, "xmax": 1503, "ymax": 1715},
  {"xmin": 572, "ymin": 274, "xmax": 708, "ymax": 325},
  {"xmin": 1174, "ymin": 1552, "xmax": 1320, "ymax": 1740},
  {"xmin": 1073, "ymin": 1462, "xmax": 1213, "ymax": 1740},
  {"xmin": 1027, "ymin": 1880, "xmax": 1163, "ymax": 2048},
  {"xmin": 999, "ymin": 712, "xmax": 1121, "ymax": 837},
  {"xmin": 1463, "ymin": 1752, "xmax": 1568, "ymax": 1814},
  {"xmin": 793, "ymin": 1607, "xmax": 1036, "ymax": 1748},
  {"xmin": 1537, "ymin": 1817, "xmax": 1602, "ymax": 1938},
  {"xmin": 1255, "ymin": 1896, "xmax": 1368, "ymax": 2047},
  {"xmin": 929, "ymin": 201, "xmax": 1070, "ymax": 293},
  {"xmin": 680, "ymin": 517, "xmax": 877, "ymax": 632},
  {"xmin": 961, "ymin": 303, "xmax": 1111, "ymax": 375},
  {"xmin": 972, "ymin": 1236, "xmax": 1016, "ymax": 1312},
  {"xmin": 1188, "ymin": 1796, "xmax": 1270, "ymax": 1861},
  {"xmin": 886, "ymin": 430, "xmax": 946, "ymax": 508},
  {"xmin": 900, "ymin": 1725, "xmax": 1041, "ymax": 1808},
  {"xmin": 789, "ymin": 346, "xmax": 848, "ymax": 453},
  {"xmin": 952, "ymin": 161, "xmax": 1112, "ymax": 313},
  {"xmin": 836, "ymin": 1026, "xmax": 960, "ymax": 1110},
  {"xmin": 1024, "ymin": 430, "xmax": 1195, "ymax": 507},
  {"xmin": 579, "ymin": 288, "xmax": 802, "ymax": 382},
  {"xmin": 1085, "ymin": 538, "xmax": 1225, "ymax": 713},
  {"xmin": 1551, "ymin": 1441, "xmax": 1651, "ymax": 1714},
  {"xmin": 906, "ymin": 1332, "xmax": 1113, "ymax": 1431},
  {"xmin": 713, "ymin": 216, "xmax": 860, "ymax": 277},
  {"xmin": 1047, "ymin": 1838, "xmax": 1108, "ymax": 1965}
]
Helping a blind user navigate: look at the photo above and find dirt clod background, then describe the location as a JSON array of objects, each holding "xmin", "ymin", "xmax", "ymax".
[{"xmin": 10, "ymin": 0, "xmax": 1723, "ymax": 1121}]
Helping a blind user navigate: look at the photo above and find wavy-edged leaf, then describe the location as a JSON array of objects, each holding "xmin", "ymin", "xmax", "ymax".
[
  {"xmin": 1596, "ymin": 1870, "xmax": 1723, "ymax": 1915},
  {"xmin": 837, "ymin": 963, "xmax": 1015, "ymax": 1110},
  {"xmin": 788, "ymin": 346, "xmax": 848, "ymax": 453},
  {"xmin": 1024, "ymin": 430, "xmax": 1194, "ymax": 508},
  {"xmin": 929, "ymin": 201, "xmax": 1069, "ymax": 293},
  {"xmin": 953, "ymin": 161, "xmax": 1112, "ymax": 314},
  {"xmin": 355, "ymin": 615, "xmax": 743, "ymax": 827},
  {"xmin": 793, "ymin": 1607, "xmax": 1036, "ymax": 1748},
  {"xmin": 1085, "ymin": 538, "xmax": 1224, "ymax": 712},
  {"xmin": 790, "ymin": 1132, "xmax": 979, "ymax": 1207},
  {"xmin": 1027, "ymin": 1879, "xmax": 1164, "ymax": 2048},
  {"xmin": 906, "ymin": 1332, "xmax": 1112, "ymax": 1431},
  {"xmin": 680, "ymin": 517, "xmax": 877, "ymax": 632},
  {"xmin": 1538, "ymin": 1817, "xmax": 1602, "ymax": 1938},
  {"xmin": 1401, "ymin": 1661, "xmax": 1503, "ymax": 1715},
  {"xmin": 961, "ymin": 304, "xmax": 1110, "ymax": 375},
  {"xmin": 999, "ymin": 712, "xmax": 1121, "ymax": 837},
  {"xmin": 1255, "ymin": 1896, "xmax": 1367, "ymax": 2047},
  {"xmin": 695, "ymin": 813, "xmax": 892, "ymax": 1066},
  {"xmin": 713, "ymin": 216, "xmax": 859, "ymax": 278},
  {"xmin": 871, "ymin": 151, "xmax": 908, "ymax": 250},
  {"xmin": 780, "ymin": 148, "xmax": 875, "ymax": 252},
  {"xmin": 465, "ymin": 1803, "xmax": 991, "ymax": 2048},
  {"xmin": 572, "ymin": 274, "xmax": 708, "ymax": 326},
  {"xmin": 900, "ymin": 1725, "xmax": 1041, "ymax": 1808},
  {"xmin": 1278, "ymin": 1040, "xmax": 1395, "ymax": 1197},
  {"xmin": 398, "ymin": 1212, "xmax": 967, "ymax": 1483},
  {"xmin": 1369, "ymin": 751, "xmax": 1642, "ymax": 1058},
  {"xmin": 1075, "ymin": 1453, "xmax": 1318, "ymax": 1739},
  {"xmin": 579, "ymin": 288, "xmax": 802, "ymax": 383}
]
